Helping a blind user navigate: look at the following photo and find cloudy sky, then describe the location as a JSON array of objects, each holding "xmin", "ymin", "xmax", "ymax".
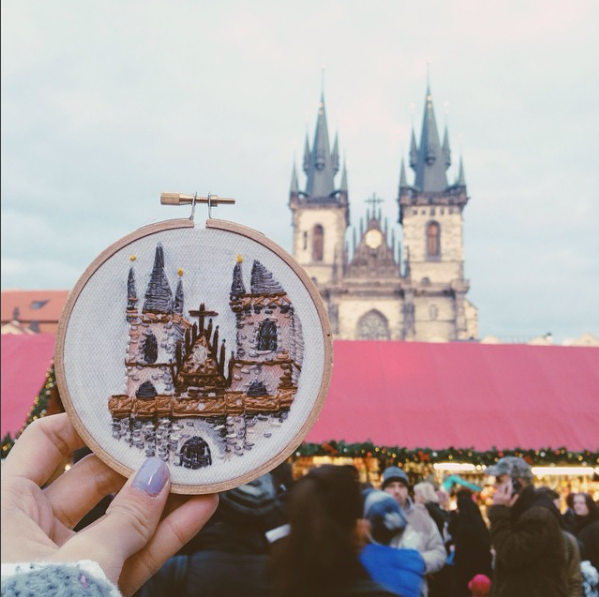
[{"xmin": 2, "ymin": 0, "xmax": 598, "ymax": 344}]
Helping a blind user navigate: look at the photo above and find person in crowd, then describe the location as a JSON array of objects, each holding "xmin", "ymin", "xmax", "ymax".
[
  {"xmin": 381, "ymin": 466, "xmax": 446, "ymax": 596},
  {"xmin": 563, "ymin": 493, "xmax": 578, "ymax": 535},
  {"xmin": 413, "ymin": 481, "xmax": 453, "ymax": 597},
  {"xmin": 484, "ymin": 456, "xmax": 567, "ymax": 597},
  {"xmin": 136, "ymin": 469, "xmax": 288, "ymax": 597},
  {"xmin": 448, "ymin": 489, "xmax": 492, "ymax": 597},
  {"xmin": 0, "ymin": 413, "xmax": 218, "ymax": 597},
  {"xmin": 270, "ymin": 464, "xmax": 396, "ymax": 597},
  {"xmin": 360, "ymin": 490, "xmax": 426, "ymax": 597},
  {"xmin": 573, "ymin": 493, "xmax": 599, "ymax": 574},
  {"xmin": 467, "ymin": 573, "xmax": 492, "ymax": 597},
  {"xmin": 537, "ymin": 486, "xmax": 583, "ymax": 597}
]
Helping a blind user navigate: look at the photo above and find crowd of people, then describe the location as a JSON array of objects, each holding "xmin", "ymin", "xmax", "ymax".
[{"xmin": 2, "ymin": 414, "xmax": 599, "ymax": 597}]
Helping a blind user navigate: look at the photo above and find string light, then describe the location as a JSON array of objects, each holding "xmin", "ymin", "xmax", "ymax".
[{"xmin": 296, "ymin": 441, "xmax": 599, "ymax": 467}]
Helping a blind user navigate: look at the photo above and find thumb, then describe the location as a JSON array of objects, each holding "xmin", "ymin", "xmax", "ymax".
[{"xmin": 58, "ymin": 457, "xmax": 170, "ymax": 583}]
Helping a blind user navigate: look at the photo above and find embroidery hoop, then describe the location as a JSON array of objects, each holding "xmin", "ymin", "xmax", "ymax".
[{"xmin": 55, "ymin": 200, "xmax": 332, "ymax": 495}]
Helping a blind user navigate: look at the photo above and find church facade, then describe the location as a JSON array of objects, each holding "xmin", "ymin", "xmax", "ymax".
[{"xmin": 289, "ymin": 84, "xmax": 478, "ymax": 342}]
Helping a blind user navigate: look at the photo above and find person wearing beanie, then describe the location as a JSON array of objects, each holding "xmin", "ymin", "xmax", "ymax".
[
  {"xmin": 484, "ymin": 456, "xmax": 568, "ymax": 597},
  {"xmin": 360, "ymin": 490, "xmax": 426, "ymax": 597},
  {"xmin": 381, "ymin": 466, "xmax": 446, "ymax": 596}
]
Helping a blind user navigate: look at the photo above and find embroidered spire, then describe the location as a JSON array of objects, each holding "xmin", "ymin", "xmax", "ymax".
[
  {"xmin": 174, "ymin": 278, "xmax": 184, "ymax": 314},
  {"xmin": 231, "ymin": 256, "xmax": 247, "ymax": 296},
  {"xmin": 250, "ymin": 261, "xmax": 284, "ymax": 294},
  {"xmin": 142, "ymin": 243, "xmax": 173, "ymax": 313},
  {"xmin": 127, "ymin": 268, "xmax": 137, "ymax": 311}
]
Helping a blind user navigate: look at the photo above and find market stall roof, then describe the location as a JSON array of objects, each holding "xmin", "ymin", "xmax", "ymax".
[
  {"xmin": 1, "ymin": 334, "xmax": 56, "ymax": 438},
  {"xmin": 306, "ymin": 341, "xmax": 599, "ymax": 452}
]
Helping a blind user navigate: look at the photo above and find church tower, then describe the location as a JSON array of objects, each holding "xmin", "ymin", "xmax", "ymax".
[
  {"xmin": 289, "ymin": 92, "xmax": 348, "ymax": 289},
  {"xmin": 288, "ymin": 78, "xmax": 478, "ymax": 342},
  {"xmin": 398, "ymin": 84, "xmax": 478, "ymax": 341}
]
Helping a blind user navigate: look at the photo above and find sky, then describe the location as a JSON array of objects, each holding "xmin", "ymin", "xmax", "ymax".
[{"xmin": 2, "ymin": 0, "xmax": 598, "ymax": 345}]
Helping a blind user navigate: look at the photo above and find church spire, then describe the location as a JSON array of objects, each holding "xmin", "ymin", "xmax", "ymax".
[
  {"xmin": 413, "ymin": 84, "xmax": 449, "ymax": 193},
  {"xmin": 304, "ymin": 91, "xmax": 337, "ymax": 198}
]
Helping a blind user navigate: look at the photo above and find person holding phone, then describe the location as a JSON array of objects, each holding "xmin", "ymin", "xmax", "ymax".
[{"xmin": 484, "ymin": 456, "xmax": 568, "ymax": 597}]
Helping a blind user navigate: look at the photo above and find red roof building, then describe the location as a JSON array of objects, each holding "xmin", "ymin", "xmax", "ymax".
[{"xmin": 1, "ymin": 290, "xmax": 69, "ymax": 334}]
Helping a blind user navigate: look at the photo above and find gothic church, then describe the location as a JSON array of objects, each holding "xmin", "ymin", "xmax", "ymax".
[{"xmin": 289, "ymin": 83, "xmax": 478, "ymax": 341}]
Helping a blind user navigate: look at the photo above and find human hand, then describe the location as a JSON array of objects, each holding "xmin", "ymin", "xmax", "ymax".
[
  {"xmin": 492, "ymin": 478, "xmax": 519, "ymax": 507},
  {"xmin": 1, "ymin": 413, "xmax": 218, "ymax": 596}
]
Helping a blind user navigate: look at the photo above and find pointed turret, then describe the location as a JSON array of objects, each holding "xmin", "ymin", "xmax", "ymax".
[
  {"xmin": 174, "ymin": 279, "xmax": 184, "ymax": 314},
  {"xmin": 340, "ymin": 161, "xmax": 348, "ymax": 193},
  {"xmin": 399, "ymin": 158, "xmax": 407, "ymax": 189},
  {"xmin": 457, "ymin": 156, "xmax": 466, "ymax": 187},
  {"xmin": 304, "ymin": 93, "xmax": 337, "ymax": 198},
  {"xmin": 409, "ymin": 128, "xmax": 418, "ymax": 169},
  {"xmin": 302, "ymin": 133, "xmax": 310, "ymax": 175},
  {"xmin": 442, "ymin": 126, "xmax": 451, "ymax": 168},
  {"xmin": 290, "ymin": 162, "xmax": 299, "ymax": 195},
  {"xmin": 142, "ymin": 243, "xmax": 173, "ymax": 313},
  {"xmin": 412, "ymin": 85, "xmax": 449, "ymax": 193},
  {"xmin": 331, "ymin": 133, "xmax": 340, "ymax": 174}
]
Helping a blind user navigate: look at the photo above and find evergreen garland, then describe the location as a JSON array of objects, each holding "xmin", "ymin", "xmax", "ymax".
[{"xmin": 296, "ymin": 440, "xmax": 599, "ymax": 467}]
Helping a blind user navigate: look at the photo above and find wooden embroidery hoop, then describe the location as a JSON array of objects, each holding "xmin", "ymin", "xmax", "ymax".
[{"xmin": 55, "ymin": 195, "xmax": 333, "ymax": 494}]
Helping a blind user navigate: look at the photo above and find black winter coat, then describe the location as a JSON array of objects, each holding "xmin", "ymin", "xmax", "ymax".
[{"xmin": 488, "ymin": 485, "xmax": 567, "ymax": 597}]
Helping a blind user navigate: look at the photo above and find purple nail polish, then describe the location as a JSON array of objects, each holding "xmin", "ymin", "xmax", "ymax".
[{"xmin": 132, "ymin": 457, "xmax": 169, "ymax": 496}]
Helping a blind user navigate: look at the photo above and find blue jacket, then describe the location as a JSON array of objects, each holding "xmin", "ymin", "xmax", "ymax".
[{"xmin": 360, "ymin": 544, "xmax": 425, "ymax": 597}]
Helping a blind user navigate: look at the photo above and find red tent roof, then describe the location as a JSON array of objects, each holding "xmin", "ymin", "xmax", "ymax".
[
  {"xmin": 306, "ymin": 341, "xmax": 599, "ymax": 452},
  {"xmin": 1, "ymin": 334, "xmax": 56, "ymax": 438},
  {"xmin": 1, "ymin": 336, "xmax": 597, "ymax": 452}
]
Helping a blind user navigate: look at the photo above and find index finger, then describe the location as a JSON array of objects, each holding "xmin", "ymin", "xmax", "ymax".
[{"xmin": 2, "ymin": 413, "xmax": 85, "ymax": 486}]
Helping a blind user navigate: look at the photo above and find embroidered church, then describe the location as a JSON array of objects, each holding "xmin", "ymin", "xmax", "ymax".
[{"xmin": 289, "ymin": 82, "xmax": 478, "ymax": 342}]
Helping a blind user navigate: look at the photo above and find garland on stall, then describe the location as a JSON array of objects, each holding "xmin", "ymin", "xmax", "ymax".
[
  {"xmin": 296, "ymin": 440, "xmax": 599, "ymax": 467},
  {"xmin": 1, "ymin": 364, "xmax": 56, "ymax": 459}
]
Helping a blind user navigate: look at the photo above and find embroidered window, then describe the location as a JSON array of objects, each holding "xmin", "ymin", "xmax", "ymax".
[
  {"xmin": 257, "ymin": 319, "xmax": 278, "ymax": 351},
  {"xmin": 142, "ymin": 332, "xmax": 158, "ymax": 364}
]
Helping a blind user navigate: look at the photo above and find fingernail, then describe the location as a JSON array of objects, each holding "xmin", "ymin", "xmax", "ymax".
[{"xmin": 132, "ymin": 457, "xmax": 169, "ymax": 497}]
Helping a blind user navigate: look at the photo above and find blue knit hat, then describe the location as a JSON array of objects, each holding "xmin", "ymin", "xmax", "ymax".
[
  {"xmin": 363, "ymin": 490, "xmax": 407, "ymax": 543},
  {"xmin": 381, "ymin": 466, "xmax": 410, "ymax": 489}
]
